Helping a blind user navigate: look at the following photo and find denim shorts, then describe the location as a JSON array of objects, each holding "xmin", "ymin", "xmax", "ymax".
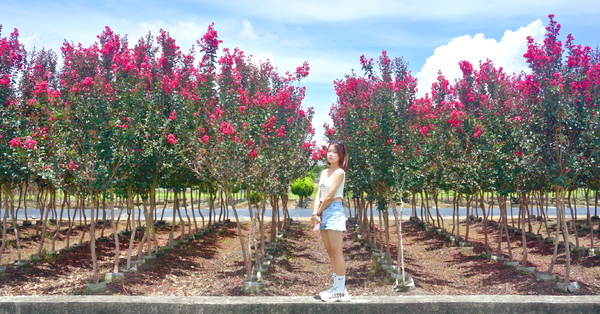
[{"xmin": 320, "ymin": 200, "xmax": 346, "ymax": 232}]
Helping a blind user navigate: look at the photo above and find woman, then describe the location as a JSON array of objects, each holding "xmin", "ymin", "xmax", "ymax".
[{"xmin": 311, "ymin": 141, "xmax": 349, "ymax": 302}]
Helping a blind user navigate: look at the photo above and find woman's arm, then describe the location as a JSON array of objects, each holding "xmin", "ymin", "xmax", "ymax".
[
  {"xmin": 312, "ymin": 170, "xmax": 325, "ymax": 216},
  {"xmin": 311, "ymin": 171, "xmax": 325, "ymax": 230}
]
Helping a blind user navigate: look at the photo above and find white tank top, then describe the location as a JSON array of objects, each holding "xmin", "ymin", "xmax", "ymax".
[{"xmin": 319, "ymin": 168, "xmax": 345, "ymax": 202}]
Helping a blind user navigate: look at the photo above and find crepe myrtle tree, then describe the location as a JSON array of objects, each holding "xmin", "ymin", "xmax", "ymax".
[
  {"xmin": 330, "ymin": 71, "xmax": 376, "ymax": 235},
  {"xmin": 453, "ymin": 60, "xmax": 526, "ymax": 246},
  {"xmin": 103, "ymin": 31, "xmax": 164, "ymax": 269},
  {"xmin": 56, "ymin": 34, "xmax": 119, "ymax": 284},
  {"xmin": 15, "ymin": 47, "xmax": 64, "ymax": 257},
  {"xmin": 581, "ymin": 51, "xmax": 600, "ymax": 243},
  {"xmin": 521, "ymin": 15, "xmax": 599, "ymax": 286},
  {"xmin": 330, "ymin": 51, "xmax": 418, "ymax": 281},
  {"xmin": 109, "ymin": 28, "xmax": 195, "ymax": 259},
  {"xmin": 241, "ymin": 60, "xmax": 314, "ymax": 269},
  {"xmin": 421, "ymin": 72, "xmax": 465, "ymax": 231},
  {"xmin": 206, "ymin": 46, "xmax": 257, "ymax": 278},
  {"xmin": 252, "ymin": 62, "xmax": 315, "ymax": 235},
  {"xmin": 464, "ymin": 60, "xmax": 527, "ymax": 257},
  {"xmin": 0, "ymin": 25, "xmax": 26, "ymax": 265},
  {"xmin": 188, "ymin": 25, "xmax": 315, "ymax": 279},
  {"xmin": 405, "ymin": 95, "xmax": 444, "ymax": 223},
  {"xmin": 98, "ymin": 26, "xmax": 197, "ymax": 269}
]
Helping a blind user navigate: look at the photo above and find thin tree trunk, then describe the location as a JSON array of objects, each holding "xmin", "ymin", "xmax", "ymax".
[
  {"xmin": 0, "ymin": 183, "xmax": 9, "ymax": 264},
  {"xmin": 480, "ymin": 190, "xmax": 490, "ymax": 255},
  {"xmin": 519, "ymin": 192, "xmax": 528, "ymax": 266},
  {"xmin": 228, "ymin": 189, "xmax": 251, "ymax": 278},
  {"xmin": 125, "ymin": 183, "xmax": 137, "ymax": 269},
  {"xmin": 391, "ymin": 193, "xmax": 406, "ymax": 282},
  {"xmin": 90, "ymin": 195, "xmax": 99, "ymax": 284},
  {"xmin": 110, "ymin": 189, "xmax": 120, "ymax": 273}
]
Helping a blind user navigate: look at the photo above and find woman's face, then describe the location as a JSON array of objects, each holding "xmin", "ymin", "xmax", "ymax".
[{"xmin": 326, "ymin": 144, "xmax": 340, "ymax": 165}]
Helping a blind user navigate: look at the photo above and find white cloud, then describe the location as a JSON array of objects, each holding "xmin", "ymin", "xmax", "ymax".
[
  {"xmin": 239, "ymin": 19, "xmax": 258, "ymax": 40},
  {"xmin": 251, "ymin": 52, "xmax": 275, "ymax": 64},
  {"xmin": 137, "ymin": 21, "xmax": 208, "ymax": 50},
  {"xmin": 415, "ymin": 19, "xmax": 546, "ymax": 96}
]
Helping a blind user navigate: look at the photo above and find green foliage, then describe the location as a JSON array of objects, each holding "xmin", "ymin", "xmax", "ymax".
[
  {"xmin": 290, "ymin": 175, "xmax": 314, "ymax": 199},
  {"xmin": 249, "ymin": 190, "xmax": 263, "ymax": 206}
]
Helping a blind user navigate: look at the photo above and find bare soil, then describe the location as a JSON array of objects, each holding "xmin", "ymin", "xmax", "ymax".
[{"xmin": 1, "ymin": 216, "xmax": 599, "ymax": 296}]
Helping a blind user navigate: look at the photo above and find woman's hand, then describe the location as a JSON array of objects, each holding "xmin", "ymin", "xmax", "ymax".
[{"xmin": 311, "ymin": 214, "xmax": 321, "ymax": 232}]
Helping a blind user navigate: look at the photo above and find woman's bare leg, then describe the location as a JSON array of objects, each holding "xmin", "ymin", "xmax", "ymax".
[
  {"xmin": 322, "ymin": 230, "xmax": 345, "ymax": 276},
  {"xmin": 320, "ymin": 229, "xmax": 337, "ymax": 273}
]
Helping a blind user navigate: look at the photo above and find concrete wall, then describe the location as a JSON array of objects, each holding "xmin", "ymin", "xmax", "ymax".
[{"xmin": 1, "ymin": 295, "xmax": 599, "ymax": 314}]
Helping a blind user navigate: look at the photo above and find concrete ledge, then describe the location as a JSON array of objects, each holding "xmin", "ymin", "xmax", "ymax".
[{"xmin": 1, "ymin": 295, "xmax": 599, "ymax": 314}]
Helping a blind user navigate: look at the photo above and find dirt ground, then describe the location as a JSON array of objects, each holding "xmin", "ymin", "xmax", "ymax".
[{"xmin": 1, "ymin": 212, "xmax": 599, "ymax": 296}]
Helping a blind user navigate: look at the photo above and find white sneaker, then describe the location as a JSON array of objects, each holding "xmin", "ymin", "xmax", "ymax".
[
  {"xmin": 320, "ymin": 287, "xmax": 350, "ymax": 302},
  {"xmin": 319, "ymin": 286, "xmax": 335, "ymax": 298}
]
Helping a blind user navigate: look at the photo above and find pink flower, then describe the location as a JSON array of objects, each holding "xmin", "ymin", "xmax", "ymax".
[
  {"xmin": 311, "ymin": 148, "xmax": 327, "ymax": 160},
  {"xmin": 23, "ymin": 137, "xmax": 38, "ymax": 149},
  {"xmin": 249, "ymin": 149, "xmax": 258, "ymax": 159},
  {"xmin": 448, "ymin": 110, "xmax": 466, "ymax": 128},
  {"xmin": 275, "ymin": 126, "xmax": 286, "ymax": 138},
  {"xmin": 167, "ymin": 133, "xmax": 178, "ymax": 144},
  {"xmin": 168, "ymin": 110, "xmax": 177, "ymax": 120},
  {"xmin": 82, "ymin": 76, "xmax": 94, "ymax": 87},
  {"xmin": 473, "ymin": 125, "xmax": 484, "ymax": 138},
  {"xmin": 295, "ymin": 61, "xmax": 310, "ymax": 79},
  {"xmin": 0, "ymin": 74, "xmax": 10, "ymax": 86},
  {"xmin": 9, "ymin": 137, "xmax": 22, "ymax": 148},
  {"xmin": 565, "ymin": 169, "xmax": 570, "ymax": 174},
  {"xmin": 516, "ymin": 151, "xmax": 523, "ymax": 157},
  {"xmin": 198, "ymin": 135, "xmax": 210, "ymax": 144},
  {"xmin": 68, "ymin": 161, "xmax": 79, "ymax": 172},
  {"xmin": 239, "ymin": 106, "xmax": 246, "ymax": 113},
  {"xmin": 220, "ymin": 122, "xmax": 235, "ymax": 135}
]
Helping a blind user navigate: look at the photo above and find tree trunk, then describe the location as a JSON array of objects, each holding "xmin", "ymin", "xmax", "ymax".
[
  {"xmin": 519, "ymin": 192, "xmax": 528, "ymax": 266},
  {"xmin": 125, "ymin": 183, "xmax": 137, "ymax": 270},
  {"xmin": 110, "ymin": 189, "xmax": 120, "ymax": 273},
  {"xmin": 6, "ymin": 183, "xmax": 23, "ymax": 262},
  {"xmin": 391, "ymin": 193, "xmax": 406, "ymax": 282},
  {"xmin": 0, "ymin": 183, "xmax": 9, "ymax": 264},
  {"xmin": 557, "ymin": 187, "xmax": 572, "ymax": 284},
  {"xmin": 480, "ymin": 191, "xmax": 490, "ymax": 255},
  {"xmin": 228, "ymin": 188, "xmax": 252, "ymax": 278},
  {"xmin": 90, "ymin": 195, "xmax": 99, "ymax": 284}
]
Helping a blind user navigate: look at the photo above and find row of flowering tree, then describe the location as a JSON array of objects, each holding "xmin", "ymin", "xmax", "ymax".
[
  {"xmin": 0, "ymin": 24, "xmax": 317, "ymax": 283},
  {"xmin": 329, "ymin": 15, "xmax": 599, "ymax": 289}
]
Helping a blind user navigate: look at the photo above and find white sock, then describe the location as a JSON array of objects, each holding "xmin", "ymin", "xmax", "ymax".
[
  {"xmin": 331, "ymin": 273, "xmax": 337, "ymax": 287},
  {"xmin": 335, "ymin": 275, "xmax": 346, "ymax": 291}
]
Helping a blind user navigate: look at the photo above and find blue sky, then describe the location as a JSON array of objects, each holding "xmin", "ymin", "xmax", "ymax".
[{"xmin": 2, "ymin": 0, "xmax": 600, "ymax": 144}]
